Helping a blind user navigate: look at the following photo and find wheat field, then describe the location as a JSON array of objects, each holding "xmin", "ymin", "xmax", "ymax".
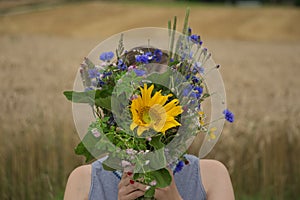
[{"xmin": 0, "ymin": 1, "xmax": 300, "ymax": 199}]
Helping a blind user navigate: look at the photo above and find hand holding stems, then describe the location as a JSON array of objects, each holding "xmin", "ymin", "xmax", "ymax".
[
  {"xmin": 118, "ymin": 169, "xmax": 183, "ymax": 200},
  {"xmin": 118, "ymin": 172, "xmax": 148, "ymax": 200}
]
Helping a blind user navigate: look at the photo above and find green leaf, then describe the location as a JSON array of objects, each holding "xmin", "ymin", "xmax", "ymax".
[
  {"xmin": 95, "ymin": 96, "xmax": 111, "ymax": 110},
  {"xmin": 63, "ymin": 90, "xmax": 112, "ymax": 111},
  {"xmin": 150, "ymin": 168, "xmax": 172, "ymax": 188},
  {"xmin": 95, "ymin": 87, "xmax": 113, "ymax": 98},
  {"xmin": 74, "ymin": 131, "xmax": 104, "ymax": 163},
  {"xmin": 149, "ymin": 135, "xmax": 164, "ymax": 150},
  {"xmin": 148, "ymin": 149, "xmax": 166, "ymax": 170},
  {"xmin": 202, "ymin": 93, "xmax": 210, "ymax": 98},
  {"xmin": 102, "ymin": 163, "xmax": 115, "ymax": 171},
  {"xmin": 147, "ymin": 70, "xmax": 171, "ymax": 87},
  {"xmin": 182, "ymin": 7, "xmax": 190, "ymax": 35},
  {"xmin": 74, "ymin": 141, "xmax": 95, "ymax": 163},
  {"xmin": 169, "ymin": 16, "xmax": 177, "ymax": 59},
  {"xmin": 144, "ymin": 187, "xmax": 155, "ymax": 198},
  {"xmin": 85, "ymin": 57, "xmax": 95, "ymax": 69},
  {"xmin": 102, "ymin": 156, "xmax": 123, "ymax": 171},
  {"xmin": 63, "ymin": 90, "xmax": 95, "ymax": 104}
]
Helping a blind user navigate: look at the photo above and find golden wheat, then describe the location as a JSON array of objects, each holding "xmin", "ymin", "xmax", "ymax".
[{"xmin": 0, "ymin": 2, "xmax": 299, "ymax": 200}]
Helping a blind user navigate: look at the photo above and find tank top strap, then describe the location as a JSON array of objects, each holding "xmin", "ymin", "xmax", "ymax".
[
  {"xmin": 89, "ymin": 158, "xmax": 120, "ymax": 200},
  {"xmin": 174, "ymin": 154, "xmax": 207, "ymax": 200}
]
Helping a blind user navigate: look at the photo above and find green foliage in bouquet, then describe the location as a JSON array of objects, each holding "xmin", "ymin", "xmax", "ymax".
[{"xmin": 64, "ymin": 8, "xmax": 234, "ymax": 198}]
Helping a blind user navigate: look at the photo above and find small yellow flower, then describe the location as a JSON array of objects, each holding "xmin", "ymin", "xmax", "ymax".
[
  {"xmin": 198, "ymin": 111, "xmax": 205, "ymax": 126},
  {"xmin": 130, "ymin": 84, "xmax": 183, "ymax": 136},
  {"xmin": 209, "ymin": 127, "xmax": 217, "ymax": 140}
]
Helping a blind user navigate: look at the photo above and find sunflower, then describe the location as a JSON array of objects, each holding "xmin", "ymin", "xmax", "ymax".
[{"xmin": 130, "ymin": 84, "xmax": 183, "ymax": 136}]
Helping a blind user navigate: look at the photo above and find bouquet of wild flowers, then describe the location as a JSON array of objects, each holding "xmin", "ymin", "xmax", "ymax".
[{"xmin": 64, "ymin": 9, "xmax": 233, "ymax": 198}]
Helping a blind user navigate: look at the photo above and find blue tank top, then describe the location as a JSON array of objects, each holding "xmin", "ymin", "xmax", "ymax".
[{"xmin": 89, "ymin": 154, "xmax": 207, "ymax": 200}]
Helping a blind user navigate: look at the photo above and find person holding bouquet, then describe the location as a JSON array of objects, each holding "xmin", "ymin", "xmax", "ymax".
[{"xmin": 63, "ymin": 10, "xmax": 235, "ymax": 200}]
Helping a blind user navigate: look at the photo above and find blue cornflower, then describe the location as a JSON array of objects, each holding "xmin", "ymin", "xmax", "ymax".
[
  {"xmin": 190, "ymin": 34, "xmax": 201, "ymax": 44},
  {"xmin": 192, "ymin": 76, "xmax": 200, "ymax": 84},
  {"xmin": 194, "ymin": 86, "xmax": 203, "ymax": 94},
  {"xmin": 223, "ymin": 109, "xmax": 234, "ymax": 123},
  {"xmin": 136, "ymin": 54, "xmax": 149, "ymax": 64},
  {"xmin": 99, "ymin": 51, "xmax": 114, "ymax": 62},
  {"xmin": 88, "ymin": 68, "xmax": 100, "ymax": 79},
  {"xmin": 103, "ymin": 71, "xmax": 112, "ymax": 78},
  {"xmin": 189, "ymin": 92, "xmax": 198, "ymax": 99},
  {"xmin": 97, "ymin": 78, "xmax": 105, "ymax": 87},
  {"xmin": 183, "ymin": 86, "xmax": 193, "ymax": 96},
  {"xmin": 194, "ymin": 86, "xmax": 203, "ymax": 99},
  {"xmin": 183, "ymin": 86, "xmax": 200, "ymax": 99},
  {"xmin": 186, "ymin": 74, "xmax": 191, "ymax": 80},
  {"xmin": 145, "ymin": 51, "xmax": 152, "ymax": 57},
  {"xmin": 174, "ymin": 161, "xmax": 185, "ymax": 174},
  {"xmin": 117, "ymin": 59, "xmax": 127, "ymax": 71},
  {"xmin": 193, "ymin": 62, "xmax": 204, "ymax": 74},
  {"xmin": 153, "ymin": 49, "xmax": 163, "ymax": 62},
  {"xmin": 133, "ymin": 69, "xmax": 146, "ymax": 76}
]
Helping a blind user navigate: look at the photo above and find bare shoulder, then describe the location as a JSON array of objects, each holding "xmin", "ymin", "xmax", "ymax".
[
  {"xmin": 64, "ymin": 165, "xmax": 92, "ymax": 200},
  {"xmin": 199, "ymin": 159, "xmax": 235, "ymax": 200}
]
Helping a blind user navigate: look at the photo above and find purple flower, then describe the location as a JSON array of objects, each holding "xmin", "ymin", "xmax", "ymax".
[
  {"xmin": 91, "ymin": 128, "xmax": 100, "ymax": 138},
  {"xmin": 150, "ymin": 180, "xmax": 157, "ymax": 186},
  {"xmin": 128, "ymin": 65, "xmax": 137, "ymax": 71},
  {"xmin": 223, "ymin": 109, "xmax": 234, "ymax": 123},
  {"xmin": 117, "ymin": 59, "xmax": 127, "ymax": 71},
  {"xmin": 133, "ymin": 69, "xmax": 146, "ymax": 76},
  {"xmin": 183, "ymin": 85, "xmax": 203, "ymax": 100},
  {"xmin": 100, "ymin": 51, "xmax": 114, "ymax": 62},
  {"xmin": 183, "ymin": 86, "xmax": 193, "ymax": 96},
  {"xmin": 193, "ymin": 62, "xmax": 204, "ymax": 74},
  {"xmin": 186, "ymin": 74, "xmax": 191, "ymax": 80},
  {"xmin": 192, "ymin": 76, "xmax": 200, "ymax": 84},
  {"xmin": 190, "ymin": 34, "xmax": 201, "ymax": 45},
  {"xmin": 88, "ymin": 68, "xmax": 100, "ymax": 78},
  {"xmin": 136, "ymin": 54, "xmax": 149, "ymax": 64},
  {"xmin": 194, "ymin": 86, "xmax": 203, "ymax": 99},
  {"xmin": 103, "ymin": 71, "xmax": 112, "ymax": 78},
  {"xmin": 97, "ymin": 78, "xmax": 105, "ymax": 87},
  {"xmin": 121, "ymin": 160, "xmax": 131, "ymax": 168}
]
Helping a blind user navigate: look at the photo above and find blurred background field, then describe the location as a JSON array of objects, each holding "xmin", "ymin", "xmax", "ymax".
[{"xmin": 0, "ymin": 0, "xmax": 299, "ymax": 199}]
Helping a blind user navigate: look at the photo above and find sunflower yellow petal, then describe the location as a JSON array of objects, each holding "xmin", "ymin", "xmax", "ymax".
[
  {"xmin": 160, "ymin": 120, "xmax": 181, "ymax": 134},
  {"xmin": 130, "ymin": 122, "xmax": 138, "ymax": 130},
  {"xmin": 137, "ymin": 126, "xmax": 148, "ymax": 136}
]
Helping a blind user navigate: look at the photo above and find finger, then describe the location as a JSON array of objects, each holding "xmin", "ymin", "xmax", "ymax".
[
  {"xmin": 134, "ymin": 182, "xmax": 149, "ymax": 192},
  {"xmin": 126, "ymin": 181, "xmax": 149, "ymax": 192},
  {"xmin": 118, "ymin": 172, "xmax": 133, "ymax": 188},
  {"xmin": 118, "ymin": 179, "xmax": 130, "ymax": 189},
  {"xmin": 124, "ymin": 190, "xmax": 145, "ymax": 200}
]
